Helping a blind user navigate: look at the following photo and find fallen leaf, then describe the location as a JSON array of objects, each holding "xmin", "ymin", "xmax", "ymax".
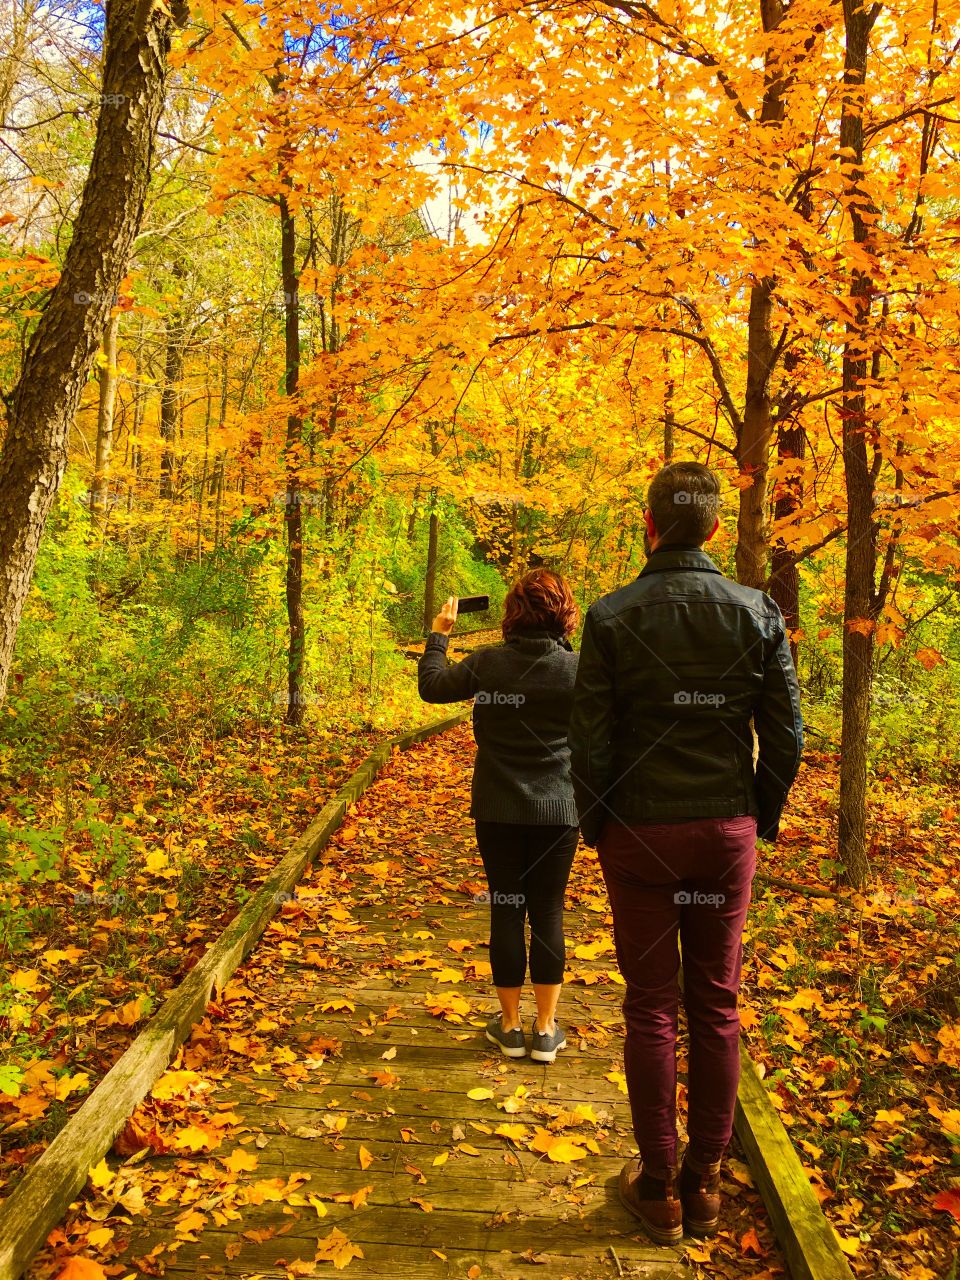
[{"xmin": 55, "ymin": 1260, "xmax": 108, "ymax": 1280}]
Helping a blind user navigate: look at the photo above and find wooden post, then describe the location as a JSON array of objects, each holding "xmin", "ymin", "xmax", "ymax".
[{"xmin": 734, "ymin": 1042, "xmax": 855, "ymax": 1280}]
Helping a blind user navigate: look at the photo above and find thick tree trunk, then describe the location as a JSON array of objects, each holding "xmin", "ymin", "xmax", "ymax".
[
  {"xmin": 90, "ymin": 309, "xmax": 121, "ymax": 524},
  {"xmin": 736, "ymin": 279, "xmax": 777, "ymax": 588},
  {"xmin": 734, "ymin": 0, "xmax": 786, "ymax": 590},
  {"xmin": 280, "ymin": 190, "xmax": 306, "ymax": 726},
  {"xmin": 837, "ymin": 0, "xmax": 879, "ymax": 890},
  {"xmin": 0, "ymin": 0, "xmax": 187, "ymax": 704}
]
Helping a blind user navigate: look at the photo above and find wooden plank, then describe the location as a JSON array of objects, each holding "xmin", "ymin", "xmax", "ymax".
[
  {"xmin": 145, "ymin": 1235, "xmax": 685, "ymax": 1280},
  {"xmin": 0, "ymin": 711, "xmax": 470, "ymax": 1280},
  {"xmin": 120, "ymin": 1201, "xmax": 681, "ymax": 1266},
  {"xmin": 734, "ymin": 1041, "xmax": 854, "ymax": 1280}
]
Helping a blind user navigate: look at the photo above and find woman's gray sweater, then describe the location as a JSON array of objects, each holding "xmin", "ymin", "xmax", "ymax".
[{"xmin": 418, "ymin": 629, "xmax": 580, "ymax": 826}]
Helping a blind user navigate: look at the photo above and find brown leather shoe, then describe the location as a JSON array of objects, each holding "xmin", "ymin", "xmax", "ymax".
[
  {"xmin": 679, "ymin": 1150, "xmax": 723, "ymax": 1237},
  {"xmin": 618, "ymin": 1156, "xmax": 683, "ymax": 1245}
]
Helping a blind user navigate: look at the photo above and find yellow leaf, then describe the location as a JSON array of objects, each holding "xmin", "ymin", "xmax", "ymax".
[
  {"xmin": 529, "ymin": 1129, "xmax": 587, "ymax": 1163},
  {"xmin": 175, "ymin": 1209, "xmax": 206, "ymax": 1236},
  {"xmin": 88, "ymin": 1159, "xmax": 114, "ymax": 1191},
  {"xmin": 432, "ymin": 1152, "xmax": 449, "ymax": 1166},
  {"xmin": 358, "ymin": 1146, "xmax": 375, "ymax": 1170},
  {"xmin": 85, "ymin": 1227, "xmax": 114, "ymax": 1249},
  {"xmin": 151, "ymin": 1070, "xmax": 205, "ymax": 1101},
  {"xmin": 457, "ymin": 1143, "xmax": 482, "ymax": 1156},
  {"xmin": 222, "ymin": 1147, "xmax": 258, "ymax": 1173},
  {"xmin": 315, "ymin": 1227, "xmax": 364, "ymax": 1269},
  {"xmin": 467, "ymin": 1088, "xmax": 494, "ymax": 1100},
  {"xmin": 495, "ymin": 1123, "xmax": 529, "ymax": 1141},
  {"xmin": 55, "ymin": 1259, "xmax": 109, "ymax": 1280},
  {"xmin": 53, "ymin": 1072, "xmax": 90, "ymax": 1101},
  {"xmin": 172, "ymin": 1123, "xmax": 221, "ymax": 1152},
  {"xmin": 42, "ymin": 947, "xmax": 84, "ymax": 966},
  {"xmin": 835, "ymin": 1232, "xmax": 860, "ymax": 1256},
  {"xmin": 604, "ymin": 1070, "xmax": 628, "ymax": 1095},
  {"xmin": 872, "ymin": 1109, "xmax": 904, "ymax": 1126}
]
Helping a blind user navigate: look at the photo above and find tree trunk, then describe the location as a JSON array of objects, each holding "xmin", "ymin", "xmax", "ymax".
[
  {"xmin": 663, "ymin": 351, "xmax": 675, "ymax": 463},
  {"xmin": 158, "ymin": 319, "xmax": 184, "ymax": 499},
  {"xmin": 423, "ymin": 507, "xmax": 439, "ymax": 634},
  {"xmin": 837, "ymin": 0, "xmax": 880, "ymax": 890},
  {"xmin": 734, "ymin": 0, "xmax": 786, "ymax": 589},
  {"xmin": 0, "ymin": 0, "xmax": 187, "ymax": 705},
  {"xmin": 768, "ymin": 416, "xmax": 805, "ymax": 666},
  {"xmin": 280, "ymin": 189, "xmax": 306, "ymax": 726},
  {"xmin": 90, "ymin": 309, "xmax": 121, "ymax": 525}
]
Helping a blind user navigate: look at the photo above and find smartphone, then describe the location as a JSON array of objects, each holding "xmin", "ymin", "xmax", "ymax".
[{"xmin": 457, "ymin": 595, "xmax": 490, "ymax": 614}]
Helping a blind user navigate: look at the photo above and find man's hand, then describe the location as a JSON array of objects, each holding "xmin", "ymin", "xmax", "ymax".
[{"xmin": 431, "ymin": 596, "xmax": 458, "ymax": 635}]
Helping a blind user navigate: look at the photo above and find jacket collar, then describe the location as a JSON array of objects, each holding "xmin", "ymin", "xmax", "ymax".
[
  {"xmin": 505, "ymin": 628, "xmax": 574, "ymax": 652},
  {"xmin": 638, "ymin": 545, "xmax": 723, "ymax": 578}
]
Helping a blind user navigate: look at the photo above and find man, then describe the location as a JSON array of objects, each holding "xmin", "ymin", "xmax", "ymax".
[{"xmin": 568, "ymin": 460, "xmax": 803, "ymax": 1245}]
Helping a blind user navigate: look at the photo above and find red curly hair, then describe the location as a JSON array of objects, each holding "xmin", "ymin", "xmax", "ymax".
[{"xmin": 502, "ymin": 568, "xmax": 580, "ymax": 639}]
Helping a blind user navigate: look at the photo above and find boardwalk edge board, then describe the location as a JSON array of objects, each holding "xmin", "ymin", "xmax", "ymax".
[
  {"xmin": 0, "ymin": 710, "xmax": 470, "ymax": 1280},
  {"xmin": 733, "ymin": 1041, "xmax": 855, "ymax": 1280}
]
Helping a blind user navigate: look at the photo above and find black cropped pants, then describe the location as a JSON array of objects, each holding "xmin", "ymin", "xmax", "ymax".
[{"xmin": 474, "ymin": 820, "xmax": 579, "ymax": 986}]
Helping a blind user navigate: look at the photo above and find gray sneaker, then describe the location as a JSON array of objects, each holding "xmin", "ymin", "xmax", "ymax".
[
  {"xmin": 485, "ymin": 1014, "xmax": 526, "ymax": 1058},
  {"xmin": 530, "ymin": 1019, "xmax": 567, "ymax": 1063}
]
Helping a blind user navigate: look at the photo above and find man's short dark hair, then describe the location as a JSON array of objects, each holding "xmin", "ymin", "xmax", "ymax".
[{"xmin": 646, "ymin": 461, "xmax": 721, "ymax": 546}]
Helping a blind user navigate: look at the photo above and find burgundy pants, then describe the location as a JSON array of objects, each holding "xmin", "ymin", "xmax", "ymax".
[{"xmin": 597, "ymin": 815, "xmax": 757, "ymax": 1170}]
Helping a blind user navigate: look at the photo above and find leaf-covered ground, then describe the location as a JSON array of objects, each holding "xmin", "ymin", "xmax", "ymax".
[
  {"xmin": 4, "ymin": 719, "xmax": 959, "ymax": 1278},
  {"xmin": 739, "ymin": 748, "xmax": 960, "ymax": 1278},
  {"xmin": 0, "ymin": 716, "xmax": 390, "ymax": 1167},
  {"xmin": 19, "ymin": 725, "xmax": 787, "ymax": 1280}
]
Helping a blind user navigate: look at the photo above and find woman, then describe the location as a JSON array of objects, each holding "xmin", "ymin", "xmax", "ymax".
[{"xmin": 418, "ymin": 568, "xmax": 580, "ymax": 1063}]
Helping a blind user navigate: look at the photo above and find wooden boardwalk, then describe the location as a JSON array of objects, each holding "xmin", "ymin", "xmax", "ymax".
[{"xmin": 32, "ymin": 725, "xmax": 782, "ymax": 1279}]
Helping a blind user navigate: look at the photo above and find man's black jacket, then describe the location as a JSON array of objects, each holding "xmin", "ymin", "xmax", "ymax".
[{"xmin": 568, "ymin": 544, "xmax": 804, "ymax": 847}]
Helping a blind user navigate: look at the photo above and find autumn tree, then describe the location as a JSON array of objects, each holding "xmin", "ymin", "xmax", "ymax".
[{"xmin": 0, "ymin": 0, "xmax": 190, "ymax": 703}]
